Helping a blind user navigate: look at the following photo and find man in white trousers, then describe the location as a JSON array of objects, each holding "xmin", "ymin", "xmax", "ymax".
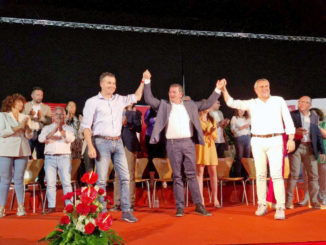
[{"xmin": 220, "ymin": 78, "xmax": 295, "ymax": 220}]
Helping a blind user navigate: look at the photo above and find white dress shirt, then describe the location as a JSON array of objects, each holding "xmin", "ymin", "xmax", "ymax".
[
  {"xmin": 209, "ymin": 110, "xmax": 225, "ymax": 143},
  {"xmin": 38, "ymin": 123, "xmax": 75, "ymax": 155},
  {"xmin": 227, "ymin": 96, "xmax": 295, "ymax": 135},
  {"xmin": 300, "ymin": 112, "xmax": 311, "ymax": 143},
  {"xmin": 230, "ymin": 116, "xmax": 251, "ymax": 137},
  {"xmin": 166, "ymin": 102, "xmax": 193, "ymax": 139}
]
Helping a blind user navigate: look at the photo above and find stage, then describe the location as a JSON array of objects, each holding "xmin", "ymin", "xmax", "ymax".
[{"xmin": 1, "ymin": 185, "xmax": 326, "ymax": 245}]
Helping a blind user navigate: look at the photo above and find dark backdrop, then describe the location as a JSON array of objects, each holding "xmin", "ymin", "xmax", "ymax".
[{"xmin": 0, "ymin": 23, "xmax": 326, "ymax": 117}]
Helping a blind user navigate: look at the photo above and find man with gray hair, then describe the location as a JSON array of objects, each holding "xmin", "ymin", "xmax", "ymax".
[
  {"xmin": 39, "ymin": 107, "xmax": 75, "ymax": 214},
  {"xmin": 286, "ymin": 96, "xmax": 325, "ymax": 209},
  {"xmin": 220, "ymin": 78, "xmax": 295, "ymax": 220}
]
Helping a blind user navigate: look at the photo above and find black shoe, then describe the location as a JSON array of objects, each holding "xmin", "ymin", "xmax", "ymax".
[
  {"xmin": 43, "ymin": 207, "xmax": 56, "ymax": 214},
  {"xmin": 195, "ymin": 204, "xmax": 212, "ymax": 216},
  {"xmin": 175, "ymin": 208, "xmax": 184, "ymax": 217}
]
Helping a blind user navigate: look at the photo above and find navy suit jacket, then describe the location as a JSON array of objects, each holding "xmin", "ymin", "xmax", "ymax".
[
  {"xmin": 144, "ymin": 83, "xmax": 220, "ymax": 146},
  {"xmin": 290, "ymin": 110, "xmax": 325, "ymax": 159},
  {"xmin": 121, "ymin": 110, "xmax": 142, "ymax": 152}
]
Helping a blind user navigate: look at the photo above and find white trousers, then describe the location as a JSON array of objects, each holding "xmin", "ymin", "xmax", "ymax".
[{"xmin": 251, "ymin": 136, "xmax": 285, "ymax": 209}]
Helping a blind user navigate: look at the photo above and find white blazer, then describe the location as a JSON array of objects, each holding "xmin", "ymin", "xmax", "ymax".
[{"xmin": 0, "ymin": 112, "xmax": 39, "ymax": 157}]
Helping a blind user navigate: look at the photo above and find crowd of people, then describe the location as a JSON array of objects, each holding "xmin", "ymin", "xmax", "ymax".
[{"xmin": 0, "ymin": 70, "xmax": 325, "ymax": 222}]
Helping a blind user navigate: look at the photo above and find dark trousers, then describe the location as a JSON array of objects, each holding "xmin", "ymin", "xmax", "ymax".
[
  {"xmin": 166, "ymin": 138, "xmax": 202, "ymax": 209},
  {"xmin": 29, "ymin": 136, "xmax": 45, "ymax": 186},
  {"xmin": 234, "ymin": 135, "xmax": 251, "ymax": 177},
  {"xmin": 215, "ymin": 143, "xmax": 226, "ymax": 158}
]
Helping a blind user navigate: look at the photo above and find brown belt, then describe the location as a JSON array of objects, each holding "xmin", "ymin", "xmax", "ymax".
[
  {"xmin": 251, "ymin": 133, "xmax": 283, "ymax": 138},
  {"xmin": 94, "ymin": 136, "xmax": 121, "ymax": 140}
]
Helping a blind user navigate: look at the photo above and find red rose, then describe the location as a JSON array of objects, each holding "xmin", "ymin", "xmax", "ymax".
[
  {"xmin": 98, "ymin": 188, "xmax": 105, "ymax": 195},
  {"xmin": 85, "ymin": 223, "xmax": 95, "ymax": 235},
  {"xmin": 105, "ymin": 195, "xmax": 113, "ymax": 204},
  {"xmin": 81, "ymin": 186, "xmax": 97, "ymax": 205},
  {"xmin": 75, "ymin": 188, "xmax": 82, "ymax": 197},
  {"xmin": 61, "ymin": 192, "xmax": 74, "ymax": 202},
  {"xmin": 81, "ymin": 171, "xmax": 98, "ymax": 185},
  {"xmin": 60, "ymin": 215, "xmax": 70, "ymax": 225},
  {"xmin": 64, "ymin": 204, "xmax": 74, "ymax": 213},
  {"xmin": 95, "ymin": 212, "xmax": 113, "ymax": 231},
  {"xmin": 76, "ymin": 203, "xmax": 91, "ymax": 215},
  {"xmin": 89, "ymin": 205, "xmax": 97, "ymax": 213}
]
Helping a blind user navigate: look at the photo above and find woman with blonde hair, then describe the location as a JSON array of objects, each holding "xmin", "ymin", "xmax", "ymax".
[{"xmin": 196, "ymin": 105, "xmax": 220, "ymax": 208}]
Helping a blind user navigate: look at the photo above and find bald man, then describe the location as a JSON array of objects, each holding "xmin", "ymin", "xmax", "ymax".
[
  {"xmin": 220, "ymin": 78, "xmax": 295, "ymax": 220},
  {"xmin": 286, "ymin": 96, "xmax": 325, "ymax": 209}
]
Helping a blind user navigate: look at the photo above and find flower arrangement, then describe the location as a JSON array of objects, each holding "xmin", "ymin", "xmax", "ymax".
[{"xmin": 39, "ymin": 171, "xmax": 124, "ymax": 245}]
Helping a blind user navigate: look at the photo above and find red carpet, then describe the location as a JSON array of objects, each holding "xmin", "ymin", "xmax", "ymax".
[{"xmin": 1, "ymin": 184, "xmax": 326, "ymax": 245}]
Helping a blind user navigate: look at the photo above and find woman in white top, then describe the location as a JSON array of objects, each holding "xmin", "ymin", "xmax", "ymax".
[
  {"xmin": 230, "ymin": 109, "xmax": 251, "ymax": 177},
  {"xmin": 0, "ymin": 94, "xmax": 38, "ymax": 217}
]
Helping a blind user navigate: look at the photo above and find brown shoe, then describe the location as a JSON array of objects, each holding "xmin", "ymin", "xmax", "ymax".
[{"xmin": 43, "ymin": 207, "xmax": 56, "ymax": 214}]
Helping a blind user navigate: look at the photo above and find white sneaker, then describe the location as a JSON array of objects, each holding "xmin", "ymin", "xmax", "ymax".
[
  {"xmin": 17, "ymin": 204, "xmax": 26, "ymax": 216},
  {"xmin": 255, "ymin": 204, "xmax": 267, "ymax": 216},
  {"xmin": 274, "ymin": 207, "xmax": 285, "ymax": 220}
]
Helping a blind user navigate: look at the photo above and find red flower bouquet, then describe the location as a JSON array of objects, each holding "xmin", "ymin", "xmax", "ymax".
[{"xmin": 39, "ymin": 171, "xmax": 124, "ymax": 245}]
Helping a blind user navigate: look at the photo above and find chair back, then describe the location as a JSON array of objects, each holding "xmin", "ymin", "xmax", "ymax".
[
  {"xmin": 152, "ymin": 158, "xmax": 173, "ymax": 180},
  {"xmin": 135, "ymin": 158, "xmax": 149, "ymax": 180},
  {"xmin": 24, "ymin": 159, "xmax": 44, "ymax": 185},
  {"xmin": 71, "ymin": 159, "xmax": 81, "ymax": 181},
  {"xmin": 216, "ymin": 157, "xmax": 234, "ymax": 179},
  {"xmin": 283, "ymin": 157, "xmax": 290, "ymax": 179},
  {"xmin": 241, "ymin": 158, "xmax": 256, "ymax": 178}
]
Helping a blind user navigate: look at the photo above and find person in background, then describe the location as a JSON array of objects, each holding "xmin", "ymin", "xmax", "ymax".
[
  {"xmin": 298, "ymin": 107, "xmax": 326, "ymax": 206},
  {"xmin": 39, "ymin": 107, "xmax": 75, "ymax": 214},
  {"xmin": 286, "ymin": 96, "xmax": 325, "ymax": 209},
  {"xmin": 144, "ymin": 107, "xmax": 165, "ymax": 186},
  {"xmin": 209, "ymin": 101, "xmax": 230, "ymax": 158},
  {"xmin": 111, "ymin": 104, "xmax": 142, "ymax": 211},
  {"xmin": 23, "ymin": 87, "xmax": 52, "ymax": 189},
  {"xmin": 196, "ymin": 107, "xmax": 220, "ymax": 208},
  {"xmin": 0, "ymin": 94, "xmax": 38, "ymax": 217},
  {"xmin": 65, "ymin": 101, "xmax": 83, "ymax": 159},
  {"xmin": 230, "ymin": 109, "xmax": 251, "ymax": 177}
]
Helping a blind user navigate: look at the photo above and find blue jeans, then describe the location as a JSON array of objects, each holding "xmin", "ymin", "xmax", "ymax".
[
  {"xmin": 44, "ymin": 155, "xmax": 72, "ymax": 208},
  {"xmin": 94, "ymin": 138, "xmax": 130, "ymax": 211},
  {"xmin": 234, "ymin": 135, "xmax": 251, "ymax": 177},
  {"xmin": 0, "ymin": 156, "xmax": 28, "ymax": 206}
]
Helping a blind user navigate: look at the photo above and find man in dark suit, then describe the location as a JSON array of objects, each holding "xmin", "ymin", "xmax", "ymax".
[
  {"xmin": 286, "ymin": 96, "xmax": 325, "ymax": 209},
  {"xmin": 143, "ymin": 69, "xmax": 224, "ymax": 217},
  {"xmin": 111, "ymin": 104, "xmax": 142, "ymax": 211}
]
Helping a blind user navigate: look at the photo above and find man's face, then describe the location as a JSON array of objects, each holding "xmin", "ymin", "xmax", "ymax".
[
  {"xmin": 53, "ymin": 109, "xmax": 65, "ymax": 124},
  {"xmin": 31, "ymin": 90, "xmax": 44, "ymax": 104},
  {"xmin": 298, "ymin": 96, "xmax": 311, "ymax": 113},
  {"xmin": 100, "ymin": 76, "xmax": 116, "ymax": 96},
  {"xmin": 254, "ymin": 80, "xmax": 270, "ymax": 100},
  {"xmin": 169, "ymin": 86, "xmax": 183, "ymax": 104}
]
